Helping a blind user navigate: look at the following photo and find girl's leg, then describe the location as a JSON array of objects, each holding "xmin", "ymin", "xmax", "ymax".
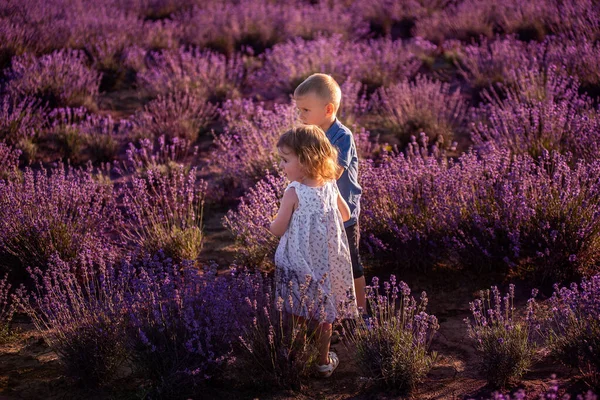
[
  {"xmin": 316, "ymin": 322, "xmax": 333, "ymax": 365},
  {"xmin": 287, "ymin": 313, "xmax": 307, "ymax": 348}
]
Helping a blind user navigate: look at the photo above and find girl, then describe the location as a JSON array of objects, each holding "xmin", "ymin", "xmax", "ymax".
[{"xmin": 269, "ymin": 125, "xmax": 357, "ymax": 378}]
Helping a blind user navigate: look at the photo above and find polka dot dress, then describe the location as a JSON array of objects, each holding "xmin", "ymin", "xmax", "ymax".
[{"xmin": 274, "ymin": 180, "xmax": 358, "ymax": 323}]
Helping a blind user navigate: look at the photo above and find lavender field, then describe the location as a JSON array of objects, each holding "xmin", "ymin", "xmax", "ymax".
[{"xmin": 1, "ymin": 0, "xmax": 600, "ymax": 398}]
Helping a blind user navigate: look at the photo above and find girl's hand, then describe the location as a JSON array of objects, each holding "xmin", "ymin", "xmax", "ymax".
[{"xmin": 337, "ymin": 192, "xmax": 350, "ymax": 222}]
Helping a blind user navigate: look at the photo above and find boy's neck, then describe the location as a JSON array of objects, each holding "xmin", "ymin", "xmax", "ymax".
[{"xmin": 319, "ymin": 117, "xmax": 336, "ymax": 133}]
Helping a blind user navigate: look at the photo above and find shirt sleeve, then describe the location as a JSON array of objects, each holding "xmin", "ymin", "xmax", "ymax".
[{"xmin": 332, "ymin": 132, "xmax": 352, "ymax": 169}]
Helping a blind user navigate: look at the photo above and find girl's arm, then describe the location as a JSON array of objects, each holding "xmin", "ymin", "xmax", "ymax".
[
  {"xmin": 337, "ymin": 192, "xmax": 351, "ymax": 222},
  {"xmin": 269, "ymin": 187, "xmax": 298, "ymax": 237}
]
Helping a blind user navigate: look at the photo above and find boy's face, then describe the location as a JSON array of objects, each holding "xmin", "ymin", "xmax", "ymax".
[
  {"xmin": 277, "ymin": 145, "xmax": 304, "ymax": 182},
  {"xmin": 295, "ymin": 93, "xmax": 333, "ymax": 128}
]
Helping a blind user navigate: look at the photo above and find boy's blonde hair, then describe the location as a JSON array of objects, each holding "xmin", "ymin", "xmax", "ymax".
[
  {"xmin": 294, "ymin": 73, "xmax": 342, "ymax": 113},
  {"xmin": 277, "ymin": 125, "xmax": 340, "ymax": 181}
]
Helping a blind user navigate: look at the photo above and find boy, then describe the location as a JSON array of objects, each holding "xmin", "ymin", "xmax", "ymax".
[{"xmin": 293, "ymin": 73, "xmax": 366, "ymax": 314}]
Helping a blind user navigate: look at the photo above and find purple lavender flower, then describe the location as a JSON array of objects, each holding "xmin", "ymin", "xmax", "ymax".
[
  {"xmin": 0, "ymin": 142, "xmax": 21, "ymax": 181},
  {"xmin": 138, "ymin": 46, "xmax": 247, "ymax": 103},
  {"xmin": 544, "ymin": 275, "xmax": 600, "ymax": 387},
  {"xmin": 131, "ymin": 90, "xmax": 217, "ymax": 143},
  {"xmin": 344, "ymin": 276, "xmax": 438, "ymax": 392},
  {"xmin": 210, "ymin": 99, "xmax": 296, "ymax": 199},
  {"xmin": 371, "ymin": 75, "xmax": 467, "ymax": 150},
  {"xmin": 223, "ymin": 171, "xmax": 287, "ymax": 267},
  {"xmin": 0, "ymin": 163, "xmax": 122, "ymax": 276},
  {"xmin": 0, "ymin": 95, "xmax": 46, "ymax": 146},
  {"xmin": 118, "ymin": 164, "xmax": 206, "ymax": 262},
  {"xmin": 4, "ymin": 50, "xmax": 101, "ymax": 110},
  {"xmin": 466, "ymin": 284, "xmax": 537, "ymax": 387}
]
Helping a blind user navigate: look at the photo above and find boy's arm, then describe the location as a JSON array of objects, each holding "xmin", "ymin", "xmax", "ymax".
[
  {"xmin": 332, "ymin": 133, "xmax": 353, "ymax": 174},
  {"xmin": 269, "ymin": 188, "xmax": 298, "ymax": 237},
  {"xmin": 337, "ymin": 192, "xmax": 351, "ymax": 222}
]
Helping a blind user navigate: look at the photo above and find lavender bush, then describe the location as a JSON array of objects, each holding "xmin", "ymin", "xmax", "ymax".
[
  {"xmin": 414, "ymin": 0, "xmax": 498, "ymax": 44},
  {"xmin": 0, "ymin": 95, "xmax": 45, "ymax": 147},
  {"xmin": 345, "ymin": 276, "xmax": 439, "ymax": 393},
  {"xmin": 470, "ymin": 376, "xmax": 598, "ymax": 399},
  {"xmin": 125, "ymin": 257, "xmax": 251, "ymax": 396},
  {"xmin": 545, "ymin": 0, "xmax": 600, "ymax": 41},
  {"xmin": 14, "ymin": 250, "xmax": 129, "ymax": 386},
  {"xmin": 454, "ymin": 149, "xmax": 600, "ymax": 282},
  {"xmin": 249, "ymin": 35, "xmax": 358, "ymax": 99},
  {"xmin": 211, "ymin": 99, "xmax": 295, "ymax": 197},
  {"xmin": 251, "ymin": 36, "xmax": 432, "ymax": 99},
  {"xmin": 546, "ymin": 36, "xmax": 600, "ymax": 98},
  {"xmin": 41, "ymin": 108, "xmax": 118, "ymax": 163},
  {"xmin": 545, "ymin": 275, "xmax": 600, "ymax": 388},
  {"xmin": 118, "ymin": 165, "xmax": 206, "ymax": 263},
  {"xmin": 371, "ymin": 75, "xmax": 467, "ymax": 148},
  {"xmin": 43, "ymin": 108, "xmax": 128, "ymax": 164},
  {"xmin": 131, "ymin": 90, "xmax": 217, "ymax": 143},
  {"xmin": 172, "ymin": 1, "xmax": 363, "ymax": 56},
  {"xmin": 78, "ymin": 113, "xmax": 129, "ymax": 163},
  {"xmin": 122, "ymin": 135, "xmax": 198, "ymax": 176},
  {"xmin": 465, "ymin": 285, "xmax": 538, "ymax": 388},
  {"xmin": 472, "ymin": 66, "xmax": 599, "ymax": 161},
  {"xmin": 348, "ymin": 0, "xmax": 438, "ymax": 39},
  {"xmin": 222, "ymin": 172, "xmax": 286, "ymax": 267},
  {"xmin": 44, "ymin": 107, "xmax": 88, "ymax": 163},
  {"xmin": 361, "ymin": 139, "xmax": 600, "ymax": 280},
  {"xmin": 137, "ymin": 47, "xmax": 247, "ymax": 103},
  {"xmin": 0, "ymin": 163, "xmax": 121, "ymax": 280},
  {"xmin": 454, "ymin": 36, "xmax": 530, "ymax": 95},
  {"xmin": 4, "ymin": 49, "xmax": 102, "ymax": 110},
  {"xmin": 236, "ymin": 273, "xmax": 324, "ymax": 390},
  {"xmin": 355, "ymin": 37, "xmax": 435, "ymax": 91},
  {"xmin": 338, "ymin": 78, "xmax": 369, "ymax": 128},
  {"xmin": 494, "ymin": 0, "xmax": 552, "ymax": 41},
  {"xmin": 0, "ymin": 1, "xmax": 72, "ymax": 65},
  {"xmin": 359, "ymin": 135, "xmax": 459, "ymax": 268},
  {"xmin": 0, "ymin": 273, "xmax": 13, "ymax": 342},
  {"xmin": 0, "ymin": 142, "xmax": 20, "ymax": 181},
  {"xmin": 72, "ymin": 8, "xmax": 146, "ymax": 90}
]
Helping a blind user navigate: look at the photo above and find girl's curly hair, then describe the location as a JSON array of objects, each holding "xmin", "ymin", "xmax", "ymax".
[{"xmin": 277, "ymin": 125, "xmax": 340, "ymax": 182}]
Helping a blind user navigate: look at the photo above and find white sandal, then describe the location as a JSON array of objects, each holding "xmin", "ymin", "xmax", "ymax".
[{"xmin": 316, "ymin": 351, "xmax": 339, "ymax": 378}]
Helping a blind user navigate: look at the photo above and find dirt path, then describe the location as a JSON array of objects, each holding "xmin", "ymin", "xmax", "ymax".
[{"xmin": 0, "ymin": 309, "xmax": 577, "ymax": 400}]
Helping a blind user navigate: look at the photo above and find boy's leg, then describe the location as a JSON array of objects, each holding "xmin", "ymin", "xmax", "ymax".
[
  {"xmin": 354, "ymin": 275, "xmax": 366, "ymax": 313},
  {"xmin": 345, "ymin": 222, "xmax": 367, "ymax": 313}
]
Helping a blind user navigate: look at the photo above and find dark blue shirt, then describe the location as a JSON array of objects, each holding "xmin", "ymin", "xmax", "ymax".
[{"xmin": 325, "ymin": 119, "xmax": 362, "ymax": 228}]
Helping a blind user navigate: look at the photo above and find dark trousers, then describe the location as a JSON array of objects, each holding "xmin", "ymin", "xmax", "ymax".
[{"xmin": 345, "ymin": 222, "xmax": 364, "ymax": 279}]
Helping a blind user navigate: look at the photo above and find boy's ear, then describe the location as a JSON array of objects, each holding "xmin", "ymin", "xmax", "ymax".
[{"xmin": 325, "ymin": 102, "xmax": 335, "ymax": 116}]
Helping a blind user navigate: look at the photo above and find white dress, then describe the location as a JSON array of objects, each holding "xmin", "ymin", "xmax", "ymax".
[{"xmin": 274, "ymin": 180, "xmax": 358, "ymax": 323}]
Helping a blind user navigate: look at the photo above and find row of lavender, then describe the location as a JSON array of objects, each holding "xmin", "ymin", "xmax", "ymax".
[
  {"xmin": 2, "ymin": 33, "xmax": 599, "ymax": 143},
  {"xmin": 1, "ymin": 40, "xmax": 600, "ymax": 284},
  {"xmin": 1, "ymin": 252, "xmax": 599, "ymax": 395},
  {"xmin": 1, "ymin": 0, "xmax": 598, "ymax": 61},
  {"xmin": 1, "ymin": 34, "xmax": 599, "ymax": 164}
]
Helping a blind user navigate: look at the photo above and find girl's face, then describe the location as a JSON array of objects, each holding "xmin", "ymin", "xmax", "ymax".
[{"xmin": 277, "ymin": 146, "xmax": 304, "ymax": 181}]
